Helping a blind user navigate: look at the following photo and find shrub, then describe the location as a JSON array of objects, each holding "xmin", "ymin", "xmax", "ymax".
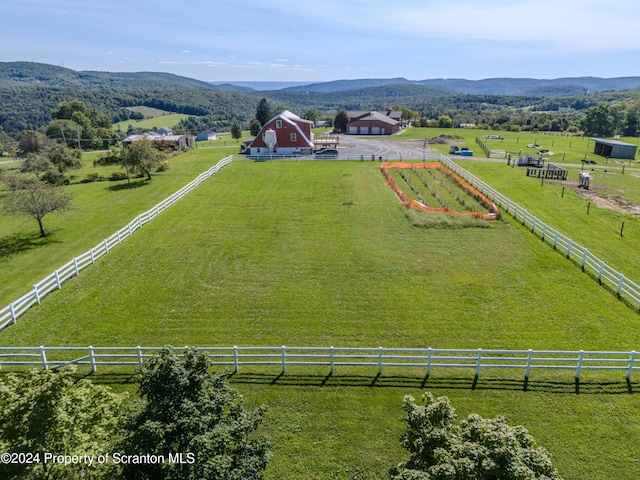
[
  {"xmin": 40, "ymin": 170, "xmax": 69, "ymax": 185},
  {"xmin": 85, "ymin": 172, "xmax": 102, "ymax": 182},
  {"xmin": 109, "ymin": 171, "xmax": 129, "ymax": 181},
  {"xmin": 156, "ymin": 161, "xmax": 170, "ymax": 172}
]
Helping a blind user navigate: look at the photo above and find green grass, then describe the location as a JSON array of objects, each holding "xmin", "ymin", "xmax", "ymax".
[
  {"xmin": 112, "ymin": 113, "xmax": 192, "ymax": 133},
  {"xmin": 454, "ymin": 160, "xmax": 640, "ymax": 281},
  {"xmin": 397, "ymin": 127, "xmax": 640, "ymax": 167},
  {"xmin": 0, "ymin": 147, "xmax": 238, "ymax": 306},
  {"xmin": 2, "ymin": 156, "xmax": 640, "ymax": 479}
]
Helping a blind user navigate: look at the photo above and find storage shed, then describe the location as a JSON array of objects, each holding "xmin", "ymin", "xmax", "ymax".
[{"xmin": 591, "ymin": 138, "xmax": 637, "ymax": 160}]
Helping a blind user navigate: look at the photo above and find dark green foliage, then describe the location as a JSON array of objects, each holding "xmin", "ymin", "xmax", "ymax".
[
  {"xmin": 334, "ymin": 109, "xmax": 350, "ymax": 133},
  {"xmin": 118, "ymin": 347, "xmax": 270, "ymax": 480},
  {"xmin": 392, "ymin": 393, "xmax": 563, "ymax": 480},
  {"xmin": 0, "ymin": 367, "xmax": 126, "ymax": 480},
  {"xmin": 122, "ymin": 138, "xmax": 166, "ymax": 181},
  {"xmin": 230, "ymin": 122, "xmax": 242, "ymax": 140},
  {"xmin": 249, "ymin": 118, "xmax": 262, "ymax": 136},
  {"xmin": 46, "ymin": 143, "xmax": 82, "ymax": 172},
  {"xmin": 16, "ymin": 130, "xmax": 49, "ymax": 155},
  {"xmin": 255, "ymin": 98, "xmax": 271, "ymax": 126}
]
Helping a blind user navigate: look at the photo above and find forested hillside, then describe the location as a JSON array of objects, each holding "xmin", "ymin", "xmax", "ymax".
[{"xmin": 1, "ymin": 62, "xmax": 640, "ymax": 138}]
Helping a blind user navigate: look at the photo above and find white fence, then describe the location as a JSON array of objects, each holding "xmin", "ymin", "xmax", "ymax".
[
  {"xmin": 0, "ymin": 345, "xmax": 637, "ymax": 383},
  {"xmin": 439, "ymin": 155, "xmax": 640, "ymax": 311},
  {"xmin": 0, "ymin": 156, "xmax": 233, "ymax": 331}
]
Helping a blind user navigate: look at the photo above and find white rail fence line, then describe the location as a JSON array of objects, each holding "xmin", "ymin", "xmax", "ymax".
[
  {"xmin": 0, "ymin": 346, "xmax": 637, "ymax": 383},
  {"xmin": 0, "ymin": 156, "xmax": 234, "ymax": 331},
  {"xmin": 440, "ymin": 155, "xmax": 640, "ymax": 311}
]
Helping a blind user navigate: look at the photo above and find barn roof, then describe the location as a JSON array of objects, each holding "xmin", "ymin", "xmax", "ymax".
[{"xmin": 591, "ymin": 138, "xmax": 636, "ymax": 147}]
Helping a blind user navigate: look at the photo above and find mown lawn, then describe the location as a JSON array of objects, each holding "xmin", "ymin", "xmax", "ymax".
[{"xmin": 2, "ymin": 159, "xmax": 640, "ymax": 479}]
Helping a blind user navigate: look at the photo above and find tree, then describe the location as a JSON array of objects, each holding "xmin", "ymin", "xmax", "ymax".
[
  {"xmin": 0, "ymin": 367, "xmax": 126, "ymax": 480},
  {"xmin": 582, "ymin": 103, "xmax": 613, "ymax": 137},
  {"xmin": 231, "ymin": 122, "xmax": 242, "ymax": 141},
  {"xmin": 122, "ymin": 138, "xmax": 166, "ymax": 181},
  {"xmin": 249, "ymin": 118, "xmax": 262, "ymax": 136},
  {"xmin": 46, "ymin": 143, "xmax": 82, "ymax": 172},
  {"xmin": 16, "ymin": 130, "xmax": 50, "ymax": 156},
  {"xmin": 118, "ymin": 347, "xmax": 270, "ymax": 480},
  {"xmin": 391, "ymin": 393, "xmax": 563, "ymax": 480},
  {"xmin": 3, "ymin": 174, "xmax": 73, "ymax": 237},
  {"xmin": 255, "ymin": 98, "xmax": 271, "ymax": 126},
  {"xmin": 305, "ymin": 108, "xmax": 319, "ymax": 125},
  {"xmin": 47, "ymin": 100, "xmax": 118, "ymax": 150},
  {"xmin": 333, "ymin": 109, "xmax": 350, "ymax": 133},
  {"xmin": 437, "ymin": 115, "xmax": 454, "ymax": 128}
]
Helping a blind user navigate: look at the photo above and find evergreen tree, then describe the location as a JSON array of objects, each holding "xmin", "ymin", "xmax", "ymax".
[
  {"xmin": 255, "ymin": 98, "xmax": 271, "ymax": 126},
  {"xmin": 333, "ymin": 109, "xmax": 350, "ymax": 133}
]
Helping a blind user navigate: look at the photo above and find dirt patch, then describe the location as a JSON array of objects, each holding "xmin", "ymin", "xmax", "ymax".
[{"xmin": 576, "ymin": 188, "xmax": 640, "ymax": 215}]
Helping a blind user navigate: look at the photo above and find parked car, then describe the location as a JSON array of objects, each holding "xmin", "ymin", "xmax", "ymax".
[{"xmin": 315, "ymin": 148, "xmax": 339, "ymax": 159}]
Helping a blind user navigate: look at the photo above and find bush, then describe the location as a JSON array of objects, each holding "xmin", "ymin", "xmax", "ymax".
[
  {"xmin": 108, "ymin": 171, "xmax": 128, "ymax": 181},
  {"xmin": 85, "ymin": 172, "xmax": 102, "ymax": 182},
  {"xmin": 40, "ymin": 170, "xmax": 69, "ymax": 185},
  {"xmin": 93, "ymin": 150, "xmax": 122, "ymax": 166},
  {"xmin": 156, "ymin": 161, "xmax": 170, "ymax": 172}
]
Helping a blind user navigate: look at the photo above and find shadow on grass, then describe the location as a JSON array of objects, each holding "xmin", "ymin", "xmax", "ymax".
[
  {"xmin": 107, "ymin": 179, "xmax": 149, "ymax": 191},
  {"xmin": 226, "ymin": 371, "xmax": 639, "ymax": 395},
  {"xmin": 0, "ymin": 231, "xmax": 59, "ymax": 259}
]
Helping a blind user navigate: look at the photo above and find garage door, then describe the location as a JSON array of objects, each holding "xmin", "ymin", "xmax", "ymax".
[
  {"xmin": 349, "ymin": 126, "xmax": 358, "ymax": 135},
  {"xmin": 371, "ymin": 127, "xmax": 380, "ymax": 135},
  {"xmin": 360, "ymin": 127, "xmax": 369, "ymax": 134}
]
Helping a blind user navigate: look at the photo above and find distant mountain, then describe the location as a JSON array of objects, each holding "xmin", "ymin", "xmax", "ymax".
[
  {"xmin": 283, "ymin": 77, "xmax": 412, "ymax": 92},
  {"xmin": 0, "ymin": 61, "xmax": 219, "ymax": 90},
  {"xmin": 416, "ymin": 77, "xmax": 640, "ymax": 95},
  {"xmin": 210, "ymin": 81, "xmax": 314, "ymax": 91},
  {"xmin": 270, "ymin": 76, "xmax": 640, "ymax": 96}
]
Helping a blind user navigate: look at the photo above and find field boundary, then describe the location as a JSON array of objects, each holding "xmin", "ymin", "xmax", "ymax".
[
  {"xmin": 0, "ymin": 155, "xmax": 233, "ymax": 331},
  {"xmin": 0, "ymin": 345, "xmax": 637, "ymax": 384},
  {"xmin": 441, "ymin": 155, "xmax": 640, "ymax": 312}
]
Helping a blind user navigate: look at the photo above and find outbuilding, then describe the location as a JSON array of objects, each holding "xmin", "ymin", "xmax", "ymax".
[
  {"xmin": 346, "ymin": 110, "xmax": 401, "ymax": 135},
  {"xmin": 591, "ymin": 138, "xmax": 638, "ymax": 160}
]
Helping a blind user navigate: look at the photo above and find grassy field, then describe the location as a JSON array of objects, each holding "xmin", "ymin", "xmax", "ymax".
[
  {"xmin": 396, "ymin": 127, "xmax": 640, "ymax": 167},
  {"xmin": 2, "ymin": 149, "xmax": 640, "ymax": 478},
  {"xmin": 112, "ymin": 113, "xmax": 191, "ymax": 133}
]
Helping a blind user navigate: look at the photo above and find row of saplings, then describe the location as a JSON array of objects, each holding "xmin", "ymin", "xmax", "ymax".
[{"xmin": 0, "ymin": 348, "xmax": 563, "ymax": 480}]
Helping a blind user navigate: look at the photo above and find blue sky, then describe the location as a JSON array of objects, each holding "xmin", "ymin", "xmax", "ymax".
[{"xmin": 2, "ymin": 0, "xmax": 640, "ymax": 83}]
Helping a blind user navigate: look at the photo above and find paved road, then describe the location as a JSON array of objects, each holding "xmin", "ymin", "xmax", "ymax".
[{"xmin": 336, "ymin": 135, "xmax": 436, "ymax": 160}]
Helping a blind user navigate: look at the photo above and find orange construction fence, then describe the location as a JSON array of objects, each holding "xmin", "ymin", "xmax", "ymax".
[{"xmin": 380, "ymin": 162, "xmax": 500, "ymax": 220}]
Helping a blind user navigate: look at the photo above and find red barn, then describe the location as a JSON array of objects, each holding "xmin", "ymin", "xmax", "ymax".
[{"xmin": 246, "ymin": 110, "xmax": 314, "ymax": 157}]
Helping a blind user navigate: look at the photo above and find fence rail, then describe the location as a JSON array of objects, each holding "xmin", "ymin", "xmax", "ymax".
[
  {"xmin": 0, "ymin": 346, "xmax": 637, "ymax": 383},
  {"xmin": 440, "ymin": 155, "xmax": 640, "ymax": 311},
  {"xmin": 0, "ymin": 156, "xmax": 233, "ymax": 331}
]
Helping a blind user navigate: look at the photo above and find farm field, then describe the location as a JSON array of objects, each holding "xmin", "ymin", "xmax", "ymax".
[
  {"xmin": 113, "ymin": 112, "xmax": 191, "ymax": 133},
  {"xmin": 396, "ymin": 127, "xmax": 640, "ymax": 168},
  {"xmin": 1, "ymin": 154, "xmax": 640, "ymax": 479}
]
